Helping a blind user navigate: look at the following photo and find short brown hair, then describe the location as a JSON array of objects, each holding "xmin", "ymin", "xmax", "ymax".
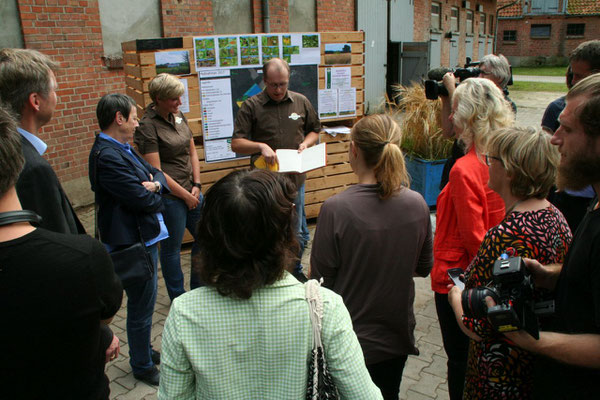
[
  {"xmin": 487, "ymin": 126, "xmax": 559, "ymax": 199},
  {"xmin": 569, "ymin": 40, "xmax": 600, "ymax": 72},
  {"xmin": 195, "ymin": 169, "xmax": 299, "ymax": 299},
  {"xmin": 566, "ymin": 73, "xmax": 600, "ymax": 138},
  {"xmin": 0, "ymin": 48, "xmax": 58, "ymax": 119},
  {"xmin": 0, "ymin": 104, "xmax": 24, "ymax": 196},
  {"xmin": 148, "ymin": 73, "xmax": 185, "ymax": 103}
]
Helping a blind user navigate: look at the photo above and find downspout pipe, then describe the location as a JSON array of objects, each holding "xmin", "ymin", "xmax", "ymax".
[
  {"xmin": 263, "ymin": 0, "xmax": 270, "ymax": 33},
  {"xmin": 494, "ymin": 0, "xmax": 520, "ymax": 53}
]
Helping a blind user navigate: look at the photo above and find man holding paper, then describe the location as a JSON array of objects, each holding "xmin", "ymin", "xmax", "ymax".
[{"xmin": 231, "ymin": 58, "xmax": 321, "ymax": 281}]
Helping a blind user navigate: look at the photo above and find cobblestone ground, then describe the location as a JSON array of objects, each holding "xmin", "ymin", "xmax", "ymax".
[{"xmin": 76, "ymin": 90, "xmax": 552, "ymax": 399}]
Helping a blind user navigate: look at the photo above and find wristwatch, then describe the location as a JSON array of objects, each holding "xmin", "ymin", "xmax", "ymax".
[
  {"xmin": 193, "ymin": 182, "xmax": 202, "ymax": 189},
  {"xmin": 154, "ymin": 181, "xmax": 161, "ymax": 192}
]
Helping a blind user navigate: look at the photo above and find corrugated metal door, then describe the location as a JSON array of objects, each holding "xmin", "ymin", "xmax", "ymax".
[
  {"xmin": 429, "ymin": 33, "xmax": 442, "ymax": 68},
  {"xmin": 465, "ymin": 37, "xmax": 473, "ymax": 61},
  {"xmin": 449, "ymin": 39, "xmax": 459, "ymax": 68},
  {"xmin": 478, "ymin": 39, "xmax": 485, "ymax": 60},
  {"xmin": 357, "ymin": 0, "xmax": 388, "ymax": 112}
]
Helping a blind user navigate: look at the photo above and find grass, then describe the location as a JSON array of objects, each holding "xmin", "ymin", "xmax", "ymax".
[
  {"xmin": 512, "ymin": 66, "xmax": 567, "ymax": 76},
  {"xmin": 509, "ymin": 81, "xmax": 567, "ymax": 92}
]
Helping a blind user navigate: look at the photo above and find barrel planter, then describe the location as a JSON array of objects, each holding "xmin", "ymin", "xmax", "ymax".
[{"xmin": 405, "ymin": 156, "xmax": 447, "ymax": 207}]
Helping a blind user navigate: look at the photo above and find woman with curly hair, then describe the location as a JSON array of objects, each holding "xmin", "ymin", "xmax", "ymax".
[
  {"xmin": 448, "ymin": 126, "xmax": 572, "ymax": 398},
  {"xmin": 431, "ymin": 78, "xmax": 514, "ymax": 399},
  {"xmin": 158, "ymin": 169, "xmax": 382, "ymax": 399}
]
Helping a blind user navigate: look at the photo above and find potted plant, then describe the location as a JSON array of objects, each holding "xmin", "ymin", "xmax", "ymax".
[{"xmin": 388, "ymin": 83, "xmax": 453, "ymax": 206}]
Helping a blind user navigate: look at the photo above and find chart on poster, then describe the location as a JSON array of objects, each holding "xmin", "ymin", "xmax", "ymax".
[{"xmin": 193, "ymin": 33, "xmax": 321, "ymax": 162}]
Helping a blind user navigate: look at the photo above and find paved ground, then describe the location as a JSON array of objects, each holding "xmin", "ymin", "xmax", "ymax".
[{"xmin": 78, "ymin": 89, "xmax": 553, "ymax": 399}]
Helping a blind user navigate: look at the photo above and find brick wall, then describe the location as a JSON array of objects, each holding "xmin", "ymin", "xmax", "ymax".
[
  {"xmin": 497, "ymin": 15, "xmax": 600, "ymax": 65},
  {"xmin": 161, "ymin": 0, "xmax": 214, "ymax": 37},
  {"xmin": 15, "ymin": 0, "xmax": 359, "ymax": 206},
  {"xmin": 316, "ymin": 0, "xmax": 355, "ymax": 31},
  {"xmin": 18, "ymin": 0, "xmax": 123, "ymax": 204}
]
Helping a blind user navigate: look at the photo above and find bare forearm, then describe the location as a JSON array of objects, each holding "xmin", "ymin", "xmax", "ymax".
[
  {"xmin": 302, "ymin": 131, "xmax": 320, "ymax": 148},
  {"xmin": 441, "ymin": 96, "xmax": 454, "ymax": 139},
  {"xmin": 231, "ymin": 138, "xmax": 264, "ymax": 155},
  {"xmin": 189, "ymin": 140, "xmax": 201, "ymax": 183},
  {"xmin": 509, "ymin": 330, "xmax": 600, "ymax": 368}
]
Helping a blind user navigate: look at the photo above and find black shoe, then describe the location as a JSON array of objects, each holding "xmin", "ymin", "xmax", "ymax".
[
  {"xmin": 293, "ymin": 270, "xmax": 308, "ymax": 283},
  {"xmin": 133, "ymin": 366, "xmax": 160, "ymax": 386},
  {"xmin": 151, "ymin": 349, "xmax": 161, "ymax": 365}
]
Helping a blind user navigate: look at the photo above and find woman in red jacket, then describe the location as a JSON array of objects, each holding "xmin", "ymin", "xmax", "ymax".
[{"xmin": 432, "ymin": 77, "xmax": 514, "ymax": 399}]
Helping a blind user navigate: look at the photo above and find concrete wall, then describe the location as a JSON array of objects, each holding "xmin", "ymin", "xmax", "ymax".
[
  {"xmin": 212, "ymin": 0, "xmax": 253, "ymax": 35},
  {"xmin": 0, "ymin": 0, "xmax": 24, "ymax": 48},
  {"xmin": 289, "ymin": 0, "xmax": 316, "ymax": 32},
  {"xmin": 98, "ymin": 0, "xmax": 162, "ymax": 57}
]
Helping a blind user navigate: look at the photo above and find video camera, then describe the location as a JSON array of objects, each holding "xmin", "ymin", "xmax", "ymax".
[
  {"xmin": 424, "ymin": 58, "xmax": 481, "ymax": 100},
  {"xmin": 461, "ymin": 255, "xmax": 554, "ymax": 340}
]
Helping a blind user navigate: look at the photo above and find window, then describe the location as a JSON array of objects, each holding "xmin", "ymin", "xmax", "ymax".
[
  {"xmin": 0, "ymin": 0, "xmax": 24, "ymax": 48},
  {"xmin": 450, "ymin": 7, "xmax": 460, "ymax": 32},
  {"xmin": 503, "ymin": 30, "xmax": 517, "ymax": 41},
  {"xmin": 431, "ymin": 2, "xmax": 441, "ymax": 30},
  {"xmin": 567, "ymin": 24, "xmax": 585, "ymax": 36},
  {"xmin": 489, "ymin": 15, "xmax": 494, "ymax": 35},
  {"xmin": 479, "ymin": 13, "xmax": 486, "ymax": 35},
  {"xmin": 531, "ymin": 24, "xmax": 551, "ymax": 38},
  {"xmin": 98, "ymin": 0, "xmax": 162, "ymax": 58},
  {"xmin": 466, "ymin": 10, "xmax": 474, "ymax": 34}
]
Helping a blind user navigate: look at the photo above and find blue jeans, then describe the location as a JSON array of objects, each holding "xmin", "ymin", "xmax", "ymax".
[
  {"xmin": 295, "ymin": 183, "xmax": 310, "ymax": 274},
  {"xmin": 125, "ymin": 244, "xmax": 158, "ymax": 375},
  {"xmin": 160, "ymin": 195, "xmax": 203, "ymax": 299}
]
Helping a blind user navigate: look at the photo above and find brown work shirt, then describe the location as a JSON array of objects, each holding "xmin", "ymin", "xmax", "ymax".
[
  {"xmin": 232, "ymin": 90, "xmax": 321, "ymax": 186},
  {"xmin": 134, "ymin": 104, "xmax": 194, "ymax": 193}
]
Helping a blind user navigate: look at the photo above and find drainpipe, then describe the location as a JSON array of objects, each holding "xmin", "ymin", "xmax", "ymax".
[
  {"xmin": 263, "ymin": 0, "xmax": 270, "ymax": 33},
  {"xmin": 494, "ymin": 0, "xmax": 519, "ymax": 53}
]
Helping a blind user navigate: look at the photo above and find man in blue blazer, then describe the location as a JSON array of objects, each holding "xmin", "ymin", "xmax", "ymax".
[{"xmin": 89, "ymin": 93, "xmax": 170, "ymax": 386}]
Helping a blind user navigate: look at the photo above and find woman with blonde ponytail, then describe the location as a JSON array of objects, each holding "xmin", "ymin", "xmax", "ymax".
[{"xmin": 311, "ymin": 114, "xmax": 433, "ymax": 400}]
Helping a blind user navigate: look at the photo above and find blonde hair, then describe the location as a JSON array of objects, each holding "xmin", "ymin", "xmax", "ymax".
[
  {"xmin": 452, "ymin": 78, "xmax": 514, "ymax": 153},
  {"xmin": 487, "ymin": 126, "xmax": 559, "ymax": 199},
  {"xmin": 351, "ymin": 114, "xmax": 409, "ymax": 199},
  {"xmin": 148, "ymin": 73, "xmax": 185, "ymax": 103}
]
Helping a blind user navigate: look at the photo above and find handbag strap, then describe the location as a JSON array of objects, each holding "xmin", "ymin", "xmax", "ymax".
[
  {"xmin": 305, "ymin": 279, "xmax": 324, "ymax": 350},
  {"xmin": 92, "ymin": 146, "xmax": 145, "ymax": 245}
]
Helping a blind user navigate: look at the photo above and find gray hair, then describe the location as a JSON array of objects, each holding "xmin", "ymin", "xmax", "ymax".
[{"xmin": 480, "ymin": 54, "xmax": 511, "ymax": 88}]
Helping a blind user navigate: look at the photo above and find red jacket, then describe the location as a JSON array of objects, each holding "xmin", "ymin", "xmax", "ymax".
[{"xmin": 431, "ymin": 147, "xmax": 505, "ymax": 293}]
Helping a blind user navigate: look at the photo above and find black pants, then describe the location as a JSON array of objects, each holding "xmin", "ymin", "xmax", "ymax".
[
  {"xmin": 366, "ymin": 356, "xmax": 408, "ymax": 400},
  {"xmin": 435, "ymin": 292, "xmax": 469, "ymax": 400}
]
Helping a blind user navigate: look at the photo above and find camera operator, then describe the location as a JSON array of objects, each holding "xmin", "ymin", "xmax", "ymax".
[
  {"xmin": 439, "ymin": 54, "xmax": 516, "ymax": 189},
  {"xmin": 447, "ymin": 126, "xmax": 572, "ymax": 398},
  {"xmin": 491, "ymin": 73, "xmax": 600, "ymax": 399}
]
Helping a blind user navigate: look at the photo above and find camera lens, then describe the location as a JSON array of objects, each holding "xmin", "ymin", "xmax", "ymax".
[{"xmin": 462, "ymin": 287, "xmax": 498, "ymax": 319}]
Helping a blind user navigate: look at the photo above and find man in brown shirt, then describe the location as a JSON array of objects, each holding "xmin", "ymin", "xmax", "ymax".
[{"xmin": 231, "ymin": 58, "xmax": 321, "ymax": 281}]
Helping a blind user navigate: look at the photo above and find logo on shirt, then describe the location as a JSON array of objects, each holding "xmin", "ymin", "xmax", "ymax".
[
  {"xmin": 289, "ymin": 113, "xmax": 301, "ymax": 121},
  {"xmin": 175, "ymin": 116, "xmax": 183, "ymax": 124}
]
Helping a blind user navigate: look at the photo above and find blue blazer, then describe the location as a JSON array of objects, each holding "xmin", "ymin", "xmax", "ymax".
[{"xmin": 88, "ymin": 135, "xmax": 170, "ymax": 247}]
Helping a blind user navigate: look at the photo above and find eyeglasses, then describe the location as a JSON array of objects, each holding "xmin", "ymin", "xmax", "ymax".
[{"xmin": 485, "ymin": 154, "xmax": 502, "ymax": 166}]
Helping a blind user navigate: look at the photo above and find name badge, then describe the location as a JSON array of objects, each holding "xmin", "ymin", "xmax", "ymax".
[
  {"xmin": 289, "ymin": 113, "xmax": 301, "ymax": 121},
  {"xmin": 175, "ymin": 116, "xmax": 183, "ymax": 124}
]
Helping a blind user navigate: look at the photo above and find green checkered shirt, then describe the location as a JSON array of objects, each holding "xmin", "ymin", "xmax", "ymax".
[{"xmin": 158, "ymin": 272, "xmax": 382, "ymax": 399}]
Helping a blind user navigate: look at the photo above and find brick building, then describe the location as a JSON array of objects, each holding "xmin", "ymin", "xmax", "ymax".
[
  {"xmin": 0, "ymin": 0, "xmax": 354, "ymax": 206},
  {"xmin": 496, "ymin": 0, "xmax": 600, "ymax": 66},
  {"xmin": 414, "ymin": 0, "xmax": 499, "ymax": 69}
]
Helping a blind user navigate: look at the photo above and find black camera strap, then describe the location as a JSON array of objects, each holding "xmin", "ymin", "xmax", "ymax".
[{"xmin": 0, "ymin": 210, "xmax": 42, "ymax": 227}]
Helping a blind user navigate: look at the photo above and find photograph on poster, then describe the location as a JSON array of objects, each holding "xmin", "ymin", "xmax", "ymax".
[
  {"xmin": 155, "ymin": 50, "xmax": 191, "ymax": 75},
  {"xmin": 324, "ymin": 43, "xmax": 352, "ymax": 65},
  {"xmin": 240, "ymin": 35, "xmax": 260, "ymax": 65},
  {"xmin": 218, "ymin": 37, "xmax": 239, "ymax": 67},
  {"xmin": 194, "ymin": 38, "xmax": 217, "ymax": 68}
]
